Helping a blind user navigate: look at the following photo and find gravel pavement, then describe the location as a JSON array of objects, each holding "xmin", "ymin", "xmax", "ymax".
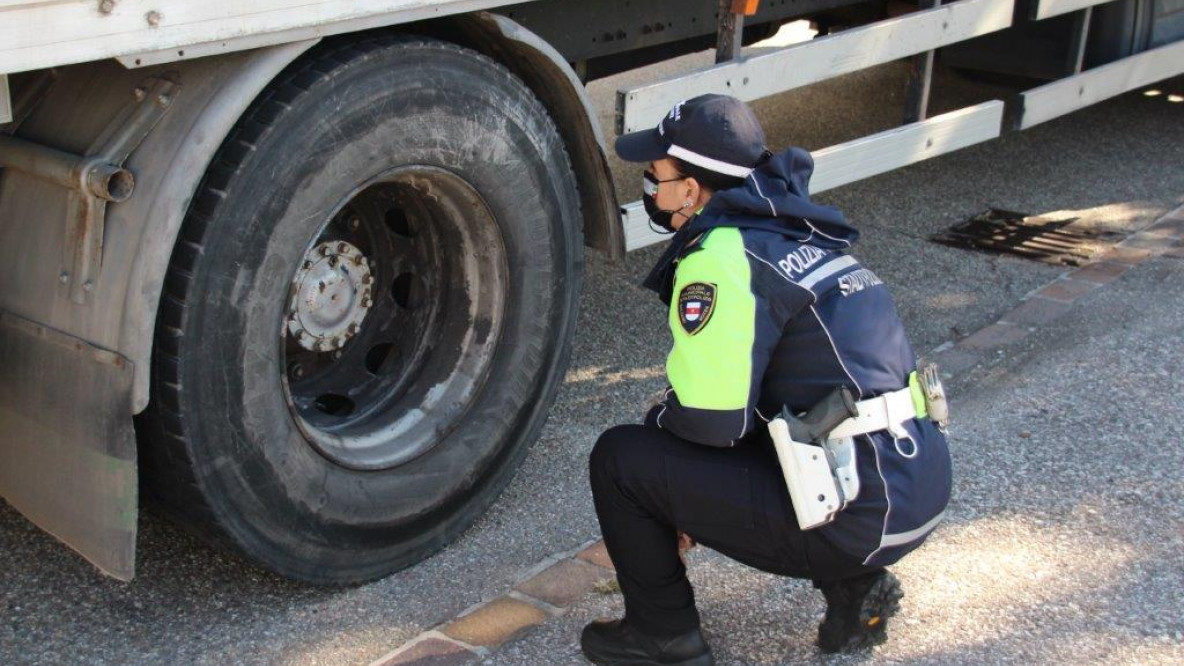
[
  {"xmin": 486, "ymin": 240, "xmax": 1184, "ymax": 666},
  {"xmin": 2, "ymin": 44, "xmax": 1183, "ymax": 666}
]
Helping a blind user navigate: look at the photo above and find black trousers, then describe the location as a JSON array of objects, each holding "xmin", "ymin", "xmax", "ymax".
[{"xmin": 588, "ymin": 421, "xmax": 879, "ymax": 637}]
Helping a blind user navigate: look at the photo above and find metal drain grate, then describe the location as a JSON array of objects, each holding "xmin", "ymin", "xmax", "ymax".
[{"xmin": 931, "ymin": 209, "xmax": 1124, "ymax": 267}]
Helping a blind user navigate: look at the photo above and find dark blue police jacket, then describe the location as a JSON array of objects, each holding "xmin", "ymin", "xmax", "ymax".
[{"xmin": 645, "ymin": 147, "xmax": 953, "ymax": 567}]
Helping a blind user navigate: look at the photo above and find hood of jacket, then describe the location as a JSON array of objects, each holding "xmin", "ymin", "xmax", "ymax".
[{"xmin": 644, "ymin": 147, "xmax": 858, "ymax": 301}]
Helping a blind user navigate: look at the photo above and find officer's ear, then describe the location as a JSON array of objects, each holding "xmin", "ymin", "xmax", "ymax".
[{"xmin": 681, "ymin": 176, "xmax": 701, "ymax": 208}]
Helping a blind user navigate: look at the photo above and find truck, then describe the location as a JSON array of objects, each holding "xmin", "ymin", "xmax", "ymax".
[{"xmin": 1, "ymin": 0, "xmax": 1180, "ymax": 584}]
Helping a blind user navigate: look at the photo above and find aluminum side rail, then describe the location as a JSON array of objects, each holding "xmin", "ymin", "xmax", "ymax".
[
  {"xmin": 1017, "ymin": 39, "xmax": 1184, "ymax": 129},
  {"xmin": 621, "ymin": 101, "xmax": 1005, "ymax": 251},
  {"xmin": 1030, "ymin": 0, "xmax": 1116, "ymax": 21},
  {"xmin": 0, "ymin": 0, "xmax": 536, "ymax": 75},
  {"xmin": 616, "ymin": 0, "xmax": 1015, "ymax": 134}
]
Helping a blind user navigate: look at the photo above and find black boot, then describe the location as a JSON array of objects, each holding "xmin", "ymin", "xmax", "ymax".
[
  {"xmin": 580, "ymin": 618, "xmax": 715, "ymax": 666},
  {"xmin": 815, "ymin": 569, "xmax": 904, "ymax": 654}
]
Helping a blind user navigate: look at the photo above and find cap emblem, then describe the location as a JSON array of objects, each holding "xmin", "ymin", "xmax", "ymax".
[{"xmin": 669, "ymin": 101, "xmax": 685, "ymax": 122}]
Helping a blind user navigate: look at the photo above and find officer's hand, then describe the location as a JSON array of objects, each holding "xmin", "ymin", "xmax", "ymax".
[{"xmin": 677, "ymin": 531, "xmax": 696, "ymax": 551}]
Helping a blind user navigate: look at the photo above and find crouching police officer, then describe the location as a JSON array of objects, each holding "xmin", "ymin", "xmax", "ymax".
[{"xmin": 582, "ymin": 94, "xmax": 952, "ymax": 666}]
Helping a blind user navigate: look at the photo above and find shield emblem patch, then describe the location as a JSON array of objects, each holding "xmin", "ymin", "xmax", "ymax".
[{"xmin": 678, "ymin": 282, "xmax": 717, "ymax": 335}]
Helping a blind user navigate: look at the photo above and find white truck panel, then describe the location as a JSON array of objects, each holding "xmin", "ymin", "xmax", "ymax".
[{"xmin": 0, "ymin": 0, "xmax": 534, "ymax": 75}]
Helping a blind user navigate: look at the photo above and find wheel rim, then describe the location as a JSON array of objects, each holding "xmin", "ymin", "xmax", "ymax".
[{"xmin": 280, "ymin": 167, "xmax": 507, "ymax": 470}]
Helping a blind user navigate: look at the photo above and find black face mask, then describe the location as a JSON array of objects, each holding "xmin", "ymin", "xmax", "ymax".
[{"xmin": 642, "ymin": 171, "xmax": 685, "ymax": 234}]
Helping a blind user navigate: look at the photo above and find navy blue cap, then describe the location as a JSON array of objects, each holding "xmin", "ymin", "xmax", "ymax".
[{"xmin": 615, "ymin": 94, "xmax": 766, "ymax": 177}]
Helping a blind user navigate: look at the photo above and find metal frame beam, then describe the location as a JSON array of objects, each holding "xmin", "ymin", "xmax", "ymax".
[
  {"xmin": 902, "ymin": 0, "xmax": 941, "ymax": 124},
  {"xmin": 715, "ymin": 0, "xmax": 761, "ymax": 64},
  {"xmin": 0, "ymin": 75, "xmax": 10, "ymax": 124},
  {"xmin": 617, "ymin": 0, "xmax": 1015, "ymax": 134},
  {"xmin": 621, "ymin": 101, "xmax": 1005, "ymax": 251},
  {"xmin": 1065, "ymin": 6, "xmax": 1094, "ymax": 74},
  {"xmin": 716, "ymin": 0, "xmax": 746, "ymax": 63}
]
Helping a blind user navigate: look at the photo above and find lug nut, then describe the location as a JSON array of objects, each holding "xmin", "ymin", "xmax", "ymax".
[
  {"xmin": 289, "ymin": 363, "xmax": 305, "ymax": 380},
  {"xmin": 319, "ymin": 246, "xmax": 332, "ymax": 256},
  {"xmin": 328, "ymin": 256, "xmax": 338, "ymax": 267},
  {"xmin": 337, "ymin": 242, "xmax": 349, "ymax": 253}
]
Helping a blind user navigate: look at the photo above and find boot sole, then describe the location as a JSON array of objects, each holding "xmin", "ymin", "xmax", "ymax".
[
  {"xmin": 583, "ymin": 652, "xmax": 715, "ymax": 666},
  {"xmin": 848, "ymin": 571, "xmax": 905, "ymax": 651}
]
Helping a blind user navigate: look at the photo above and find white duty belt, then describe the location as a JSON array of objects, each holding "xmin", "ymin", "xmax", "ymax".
[
  {"xmin": 828, "ymin": 367, "xmax": 948, "ymax": 439},
  {"xmin": 767, "ymin": 367, "xmax": 949, "ymax": 531},
  {"xmin": 827, "ymin": 386, "xmax": 920, "ymax": 440}
]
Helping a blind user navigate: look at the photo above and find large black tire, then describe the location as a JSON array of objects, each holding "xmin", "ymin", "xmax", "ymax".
[{"xmin": 134, "ymin": 35, "xmax": 583, "ymax": 584}]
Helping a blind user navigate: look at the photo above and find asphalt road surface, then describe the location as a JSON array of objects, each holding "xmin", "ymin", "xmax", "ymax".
[{"xmin": 2, "ymin": 42, "xmax": 1183, "ymax": 666}]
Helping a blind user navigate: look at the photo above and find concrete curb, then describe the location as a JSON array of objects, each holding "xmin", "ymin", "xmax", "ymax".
[
  {"xmin": 367, "ymin": 540, "xmax": 615, "ymax": 666},
  {"xmin": 928, "ymin": 204, "xmax": 1183, "ymax": 375},
  {"xmin": 366, "ymin": 204, "xmax": 1184, "ymax": 666}
]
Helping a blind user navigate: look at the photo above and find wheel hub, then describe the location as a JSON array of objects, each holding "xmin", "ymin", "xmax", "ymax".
[
  {"xmin": 281, "ymin": 169, "xmax": 507, "ymax": 470},
  {"xmin": 287, "ymin": 240, "xmax": 373, "ymax": 351}
]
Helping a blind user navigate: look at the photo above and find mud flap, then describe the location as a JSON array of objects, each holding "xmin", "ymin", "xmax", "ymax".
[{"xmin": 0, "ymin": 310, "xmax": 136, "ymax": 580}]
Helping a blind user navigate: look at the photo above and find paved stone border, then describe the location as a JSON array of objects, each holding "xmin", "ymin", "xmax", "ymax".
[
  {"xmin": 368, "ymin": 541, "xmax": 616, "ymax": 665},
  {"xmin": 928, "ymin": 205, "xmax": 1184, "ymax": 375},
  {"xmin": 368, "ymin": 205, "xmax": 1184, "ymax": 666}
]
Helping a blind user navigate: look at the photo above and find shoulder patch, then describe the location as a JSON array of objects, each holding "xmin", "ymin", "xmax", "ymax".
[{"xmin": 677, "ymin": 282, "xmax": 717, "ymax": 335}]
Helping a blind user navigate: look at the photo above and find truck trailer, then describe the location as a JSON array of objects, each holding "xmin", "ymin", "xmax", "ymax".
[{"xmin": 0, "ymin": 0, "xmax": 1180, "ymax": 583}]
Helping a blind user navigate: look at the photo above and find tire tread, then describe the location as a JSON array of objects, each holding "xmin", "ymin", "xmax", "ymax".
[{"xmin": 136, "ymin": 32, "xmax": 584, "ymax": 580}]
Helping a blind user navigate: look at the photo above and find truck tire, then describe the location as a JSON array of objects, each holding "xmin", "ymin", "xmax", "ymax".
[{"xmin": 134, "ymin": 34, "xmax": 583, "ymax": 584}]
